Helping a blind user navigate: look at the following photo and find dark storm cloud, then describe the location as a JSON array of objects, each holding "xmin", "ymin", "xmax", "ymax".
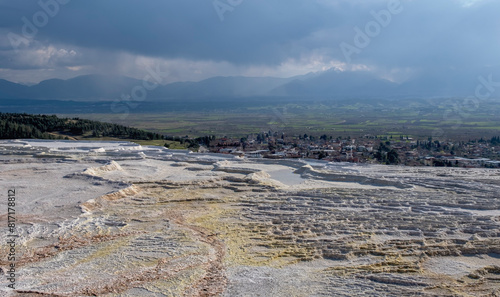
[
  {"xmin": 1, "ymin": 0, "xmax": 337, "ymax": 65},
  {"xmin": 0, "ymin": 0, "xmax": 499, "ymax": 82}
]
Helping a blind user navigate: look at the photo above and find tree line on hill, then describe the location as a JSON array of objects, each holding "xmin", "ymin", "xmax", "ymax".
[{"xmin": 0, "ymin": 113, "xmax": 163, "ymax": 140}]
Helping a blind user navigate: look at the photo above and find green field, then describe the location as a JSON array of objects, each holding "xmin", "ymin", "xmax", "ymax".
[{"xmin": 60, "ymin": 98, "xmax": 500, "ymax": 140}]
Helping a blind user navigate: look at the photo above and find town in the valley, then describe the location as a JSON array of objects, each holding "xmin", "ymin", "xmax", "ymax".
[{"xmin": 198, "ymin": 133, "xmax": 500, "ymax": 168}]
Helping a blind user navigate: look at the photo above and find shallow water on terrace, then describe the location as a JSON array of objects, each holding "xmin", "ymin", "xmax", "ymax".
[{"xmin": 267, "ymin": 168, "xmax": 306, "ymax": 186}]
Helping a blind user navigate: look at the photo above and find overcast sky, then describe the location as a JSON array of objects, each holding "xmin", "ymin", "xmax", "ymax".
[{"xmin": 0, "ymin": 0, "xmax": 498, "ymax": 84}]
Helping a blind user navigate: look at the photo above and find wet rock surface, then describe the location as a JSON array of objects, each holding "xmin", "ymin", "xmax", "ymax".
[{"xmin": 0, "ymin": 140, "xmax": 499, "ymax": 296}]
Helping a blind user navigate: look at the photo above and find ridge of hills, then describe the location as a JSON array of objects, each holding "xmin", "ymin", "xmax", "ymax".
[{"xmin": 2, "ymin": 66, "xmax": 499, "ymax": 102}]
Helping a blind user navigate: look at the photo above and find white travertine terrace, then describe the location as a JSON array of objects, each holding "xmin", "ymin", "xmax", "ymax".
[{"xmin": 0, "ymin": 140, "xmax": 499, "ymax": 296}]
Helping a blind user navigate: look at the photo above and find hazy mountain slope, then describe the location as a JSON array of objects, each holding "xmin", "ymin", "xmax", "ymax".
[
  {"xmin": 269, "ymin": 69, "xmax": 399, "ymax": 98},
  {"xmin": 0, "ymin": 79, "xmax": 31, "ymax": 99},
  {"xmin": 29, "ymin": 75, "xmax": 144, "ymax": 100},
  {"xmin": 0, "ymin": 75, "xmax": 294, "ymax": 101}
]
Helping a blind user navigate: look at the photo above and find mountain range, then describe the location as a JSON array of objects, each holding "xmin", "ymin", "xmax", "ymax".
[{"xmin": 1, "ymin": 67, "xmax": 499, "ymax": 102}]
